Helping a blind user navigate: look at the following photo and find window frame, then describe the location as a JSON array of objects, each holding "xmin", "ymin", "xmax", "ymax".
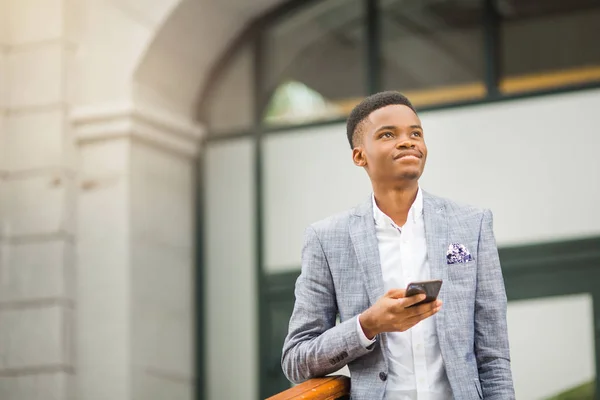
[{"xmin": 200, "ymin": 0, "xmax": 600, "ymax": 140}]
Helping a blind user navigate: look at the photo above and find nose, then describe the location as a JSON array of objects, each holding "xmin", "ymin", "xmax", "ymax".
[{"xmin": 396, "ymin": 138, "xmax": 414, "ymax": 149}]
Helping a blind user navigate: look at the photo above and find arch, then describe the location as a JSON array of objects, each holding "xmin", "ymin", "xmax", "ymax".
[{"xmin": 132, "ymin": 0, "xmax": 286, "ymax": 121}]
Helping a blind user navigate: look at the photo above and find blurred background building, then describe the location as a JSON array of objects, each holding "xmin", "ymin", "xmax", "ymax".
[{"xmin": 0, "ymin": 0, "xmax": 599, "ymax": 399}]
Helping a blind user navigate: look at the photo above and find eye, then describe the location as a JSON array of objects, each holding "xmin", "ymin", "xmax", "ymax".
[
  {"xmin": 411, "ymin": 131, "xmax": 422, "ymax": 138},
  {"xmin": 379, "ymin": 131, "xmax": 394, "ymax": 139}
]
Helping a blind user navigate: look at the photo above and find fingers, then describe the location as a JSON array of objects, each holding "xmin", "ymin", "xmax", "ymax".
[
  {"xmin": 389, "ymin": 301, "xmax": 442, "ymax": 333},
  {"xmin": 406, "ymin": 300, "xmax": 442, "ymax": 322},
  {"xmin": 413, "ymin": 299, "xmax": 442, "ymax": 315},
  {"xmin": 385, "ymin": 288, "xmax": 406, "ymax": 299},
  {"xmin": 398, "ymin": 293, "xmax": 427, "ymax": 308},
  {"xmin": 379, "ymin": 297, "xmax": 443, "ymax": 333}
]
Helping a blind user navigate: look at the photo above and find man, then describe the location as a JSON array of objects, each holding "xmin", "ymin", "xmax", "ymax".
[{"xmin": 281, "ymin": 91, "xmax": 515, "ymax": 399}]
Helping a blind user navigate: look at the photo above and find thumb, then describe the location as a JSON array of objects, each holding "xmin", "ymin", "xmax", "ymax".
[{"xmin": 385, "ymin": 288, "xmax": 406, "ymax": 299}]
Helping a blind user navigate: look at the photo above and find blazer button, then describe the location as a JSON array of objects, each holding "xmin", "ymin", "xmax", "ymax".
[{"xmin": 379, "ymin": 372, "xmax": 387, "ymax": 381}]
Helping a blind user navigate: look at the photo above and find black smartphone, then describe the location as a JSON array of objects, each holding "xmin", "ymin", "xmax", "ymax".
[{"xmin": 405, "ymin": 279, "xmax": 443, "ymax": 308}]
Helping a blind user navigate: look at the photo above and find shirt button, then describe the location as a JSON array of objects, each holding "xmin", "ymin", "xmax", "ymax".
[{"xmin": 379, "ymin": 371, "xmax": 387, "ymax": 381}]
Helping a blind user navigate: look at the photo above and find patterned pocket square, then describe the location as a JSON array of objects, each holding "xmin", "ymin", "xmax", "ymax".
[{"xmin": 446, "ymin": 243, "xmax": 473, "ymax": 264}]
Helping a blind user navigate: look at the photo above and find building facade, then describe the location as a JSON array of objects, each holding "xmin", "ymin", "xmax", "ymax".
[{"xmin": 1, "ymin": 0, "xmax": 599, "ymax": 399}]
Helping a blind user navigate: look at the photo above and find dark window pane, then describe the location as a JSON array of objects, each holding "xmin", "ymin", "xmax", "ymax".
[
  {"xmin": 498, "ymin": 0, "xmax": 600, "ymax": 93},
  {"xmin": 263, "ymin": 0, "xmax": 366, "ymax": 126},
  {"xmin": 380, "ymin": 0, "xmax": 486, "ymax": 107},
  {"xmin": 205, "ymin": 41, "xmax": 255, "ymax": 135}
]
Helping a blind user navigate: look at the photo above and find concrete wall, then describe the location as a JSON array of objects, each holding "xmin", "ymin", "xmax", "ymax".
[
  {"xmin": 0, "ymin": 1, "xmax": 76, "ymax": 398},
  {"xmin": 130, "ymin": 142, "xmax": 195, "ymax": 400},
  {"xmin": 0, "ymin": 0, "xmax": 208, "ymax": 399}
]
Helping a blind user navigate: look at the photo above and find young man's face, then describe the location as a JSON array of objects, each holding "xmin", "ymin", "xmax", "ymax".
[{"xmin": 352, "ymin": 104, "xmax": 427, "ymax": 185}]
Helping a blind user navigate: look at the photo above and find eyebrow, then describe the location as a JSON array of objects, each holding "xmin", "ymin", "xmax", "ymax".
[
  {"xmin": 375, "ymin": 125, "xmax": 397, "ymax": 132},
  {"xmin": 375, "ymin": 124, "xmax": 423, "ymax": 132}
]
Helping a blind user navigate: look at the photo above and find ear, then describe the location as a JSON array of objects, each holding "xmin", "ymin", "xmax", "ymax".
[{"xmin": 352, "ymin": 147, "xmax": 367, "ymax": 167}]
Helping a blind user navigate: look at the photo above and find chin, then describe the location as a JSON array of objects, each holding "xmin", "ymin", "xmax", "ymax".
[{"xmin": 396, "ymin": 167, "xmax": 421, "ymax": 180}]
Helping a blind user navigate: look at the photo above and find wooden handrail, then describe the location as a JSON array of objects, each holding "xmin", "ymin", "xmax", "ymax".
[{"xmin": 266, "ymin": 376, "xmax": 350, "ymax": 400}]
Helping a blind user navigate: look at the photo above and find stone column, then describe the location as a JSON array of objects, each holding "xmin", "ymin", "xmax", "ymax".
[
  {"xmin": 0, "ymin": 1, "xmax": 76, "ymax": 399},
  {"xmin": 71, "ymin": 102, "xmax": 202, "ymax": 400}
]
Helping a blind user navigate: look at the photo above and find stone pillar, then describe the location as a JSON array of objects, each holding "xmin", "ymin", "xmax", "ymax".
[
  {"xmin": 1, "ymin": 0, "xmax": 223, "ymax": 398},
  {"xmin": 0, "ymin": 0, "xmax": 76, "ymax": 399},
  {"xmin": 71, "ymin": 102, "xmax": 202, "ymax": 400}
]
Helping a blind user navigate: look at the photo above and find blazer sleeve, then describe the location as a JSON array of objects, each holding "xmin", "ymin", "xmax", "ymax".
[
  {"xmin": 474, "ymin": 209, "xmax": 516, "ymax": 399},
  {"xmin": 281, "ymin": 225, "xmax": 374, "ymax": 383}
]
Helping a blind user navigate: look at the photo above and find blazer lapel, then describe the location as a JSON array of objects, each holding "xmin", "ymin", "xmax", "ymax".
[
  {"xmin": 423, "ymin": 192, "xmax": 449, "ymax": 334},
  {"xmin": 349, "ymin": 198, "xmax": 384, "ymax": 306}
]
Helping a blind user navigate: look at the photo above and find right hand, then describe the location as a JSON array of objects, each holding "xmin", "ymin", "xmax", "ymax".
[{"xmin": 359, "ymin": 288, "xmax": 442, "ymax": 339}]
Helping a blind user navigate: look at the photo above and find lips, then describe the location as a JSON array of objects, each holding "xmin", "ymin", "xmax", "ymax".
[{"xmin": 393, "ymin": 151, "xmax": 422, "ymax": 160}]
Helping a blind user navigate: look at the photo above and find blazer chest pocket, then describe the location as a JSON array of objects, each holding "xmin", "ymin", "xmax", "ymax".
[{"xmin": 447, "ymin": 259, "xmax": 477, "ymax": 292}]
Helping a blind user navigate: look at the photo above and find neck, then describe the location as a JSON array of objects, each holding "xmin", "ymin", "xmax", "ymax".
[{"xmin": 372, "ymin": 182, "xmax": 419, "ymax": 227}]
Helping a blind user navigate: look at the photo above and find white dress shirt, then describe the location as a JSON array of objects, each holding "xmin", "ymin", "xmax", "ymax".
[{"xmin": 356, "ymin": 188, "xmax": 453, "ymax": 400}]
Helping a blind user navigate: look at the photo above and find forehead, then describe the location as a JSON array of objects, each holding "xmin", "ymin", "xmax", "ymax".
[{"xmin": 366, "ymin": 104, "xmax": 420, "ymax": 129}]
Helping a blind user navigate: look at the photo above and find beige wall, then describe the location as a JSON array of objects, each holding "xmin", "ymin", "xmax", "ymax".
[
  {"xmin": 0, "ymin": 0, "xmax": 76, "ymax": 398},
  {"xmin": 0, "ymin": 0, "xmax": 205, "ymax": 399}
]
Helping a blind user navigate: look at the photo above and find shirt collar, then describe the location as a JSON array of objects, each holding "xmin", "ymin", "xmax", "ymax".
[{"xmin": 372, "ymin": 187, "xmax": 424, "ymax": 228}]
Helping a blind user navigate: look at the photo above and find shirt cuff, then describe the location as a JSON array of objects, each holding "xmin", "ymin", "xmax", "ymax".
[{"xmin": 356, "ymin": 314, "xmax": 377, "ymax": 348}]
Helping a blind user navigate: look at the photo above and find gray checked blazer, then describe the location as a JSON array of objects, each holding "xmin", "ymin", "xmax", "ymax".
[{"xmin": 281, "ymin": 191, "xmax": 515, "ymax": 400}]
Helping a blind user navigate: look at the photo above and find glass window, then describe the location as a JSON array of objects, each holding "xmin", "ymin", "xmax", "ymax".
[
  {"xmin": 380, "ymin": 0, "xmax": 486, "ymax": 107},
  {"xmin": 204, "ymin": 41, "xmax": 255, "ymax": 135},
  {"xmin": 262, "ymin": 0, "xmax": 367, "ymax": 126},
  {"xmin": 498, "ymin": 0, "xmax": 600, "ymax": 94}
]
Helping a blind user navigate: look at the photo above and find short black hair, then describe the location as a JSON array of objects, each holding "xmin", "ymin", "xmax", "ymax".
[{"xmin": 346, "ymin": 91, "xmax": 417, "ymax": 148}]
